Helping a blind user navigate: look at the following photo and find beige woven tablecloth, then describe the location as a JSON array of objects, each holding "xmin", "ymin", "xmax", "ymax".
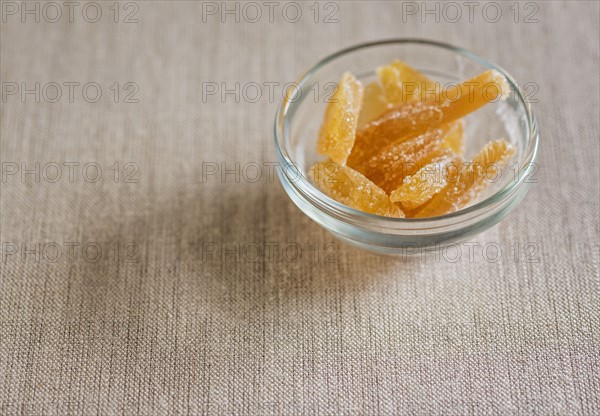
[{"xmin": 1, "ymin": 1, "xmax": 599, "ymax": 415}]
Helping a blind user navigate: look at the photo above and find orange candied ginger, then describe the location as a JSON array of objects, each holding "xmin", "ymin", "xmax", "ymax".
[
  {"xmin": 390, "ymin": 159, "xmax": 452, "ymax": 211},
  {"xmin": 440, "ymin": 119, "xmax": 465, "ymax": 154},
  {"xmin": 310, "ymin": 161, "xmax": 404, "ymax": 218},
  {"xmin": 353, "ymin": 121, "xmax": 463, "ymax": 194},
  {"xmin": 377, "ymin": 60, "xmax": 438, "ymax": 105},
  {"xmin": 348, "ymin": 70, "xmax": 508, "ymax": 166},
  {"xmin": 412, "ymin": 139, "xmax": 515, "ymax": 218},
  {"xmin": 309, "ymin": 59, "xmax": 513, "ymax": 220},
  {"xmin": 317, "ymin": 72, "xmax": 364, "ymax": 165},
  {"xmin": 357, "ymin": 60, "xmax": 437, "ymax": 128},
  {"xmin": 357, "ymin": 81, "xmax": 388, "ymax": 128}
]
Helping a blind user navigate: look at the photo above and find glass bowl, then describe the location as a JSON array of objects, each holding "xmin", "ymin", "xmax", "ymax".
[{"xmin": 274, "ymin": 39, "xmax": 539, "ymax": 255}]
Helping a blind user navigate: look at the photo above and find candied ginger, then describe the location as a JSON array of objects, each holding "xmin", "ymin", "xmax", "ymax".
[
  {"xmin": 357, "ymin": 81, "xmax": 388, "ymax": 128},
  {"xmin": 348, "ymin": 70, "xmax": 508, "ymax": 166},
  {"xmin": 378, "ymin": 60, "xmax": 438, "ymax": 105},
  {"xmin": 310, "ymin": 161, "xmax": 404, "ymax": 218},
  {"xmin": 358, "ymin": 60, "xmax": 437, "ymax": 128},
  {"xmin": 317, "ymin": 72, "xmax": 364, "ymax": 165},
  {"xmin": 309, "ymin": 60, "xmax": 513, "ymax": 220},
  {"xmin": 390, "ymin": 159, "xmax": 451, "ymax": 210},
  {"xmin": 353, "ymin": 121, "xmax": 463, "ymax": 194},
  {"xmin": 412, "ymin": 139, "xmax": 515, "ymax": 218}
]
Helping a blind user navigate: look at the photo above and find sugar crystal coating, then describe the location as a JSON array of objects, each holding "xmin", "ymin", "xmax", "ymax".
[
  {"xmin": 352, "ymin": 121, "xmax": 463, "ymax": 194},
  {"xmin": 317, "ymin": 72, "xmax": 364, "ymax": 165},
  {"xmin": 309, "ymin": 60, "xmax": 512, "ymax": 219},
  {"xmin": 348, "ymin": 70, "xmax": 506, "ymax": 166},
  {"xmin": 390, "ymin": 158, "xmax": 452, "ymax": 210},
  {"xmin": 310, "ymin": 161, "xmax": 404, "ymax": 218},
  {"xmin": 357, "ymin": 81, "xmax": 389, "ymax": 128},
  {"xmin": 412, "ymin": 139, "xmax": 515, "ymax": 218},
  {"xmin": 378, "ymin": 60, "xmax": 438, "ymax": 105}
]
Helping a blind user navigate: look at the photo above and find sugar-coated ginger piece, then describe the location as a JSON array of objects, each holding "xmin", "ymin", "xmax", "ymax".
[
  {"xmin": 412, "ymin": 139, "xmax": 515, "ymax": 218},
  {"xmin": 317, "ymin": 72, "xmax": 364, "ymax": 165},
  {"xmin": 357, "ymin": 81, "xmax": 388, "ymax": 128},
  {"xmin": 378, "ymin": 60, "xmax": 438, "ymax": 105},
  {"xmin": 358, "ymin": 60, "xmax": 438, "ymax": 128},
  {"xmin": 348, "ymin": 70, "xmax": 508, "ymax": 166},
  {"xmin": 441, "ymin": 119, "xmax": 465, "ymax": 155},
  {"xmin": 390, "ymin": 158, "xmax": 452, "ymax": 210},
  {"xmin": 310, "ymin": 161, "xmax": 405, "ymax": 218},
  {"xmin": 352, "ymin": 121, "xmax": 463, "ymax": 194}
]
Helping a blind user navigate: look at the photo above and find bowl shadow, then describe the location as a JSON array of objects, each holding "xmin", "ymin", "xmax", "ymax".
[{"xmin": 73, "ymin": 180, "xmax": 419, "ymax": 329}]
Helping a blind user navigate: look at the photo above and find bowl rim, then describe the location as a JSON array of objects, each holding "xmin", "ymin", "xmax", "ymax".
[{"xmin": 274, "ymin": 38, "xmax": 539, "ymax": 226}]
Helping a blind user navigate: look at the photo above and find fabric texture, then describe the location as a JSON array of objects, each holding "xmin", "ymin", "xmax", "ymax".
[{"xmin": 1, "ymin": 1, "xmax": 598, "ymax": 415}]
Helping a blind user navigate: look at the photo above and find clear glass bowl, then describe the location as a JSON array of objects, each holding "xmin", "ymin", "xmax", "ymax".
[{"xmin": 274, "ymin": 39, "xmax": 539, "ymax": 255}]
